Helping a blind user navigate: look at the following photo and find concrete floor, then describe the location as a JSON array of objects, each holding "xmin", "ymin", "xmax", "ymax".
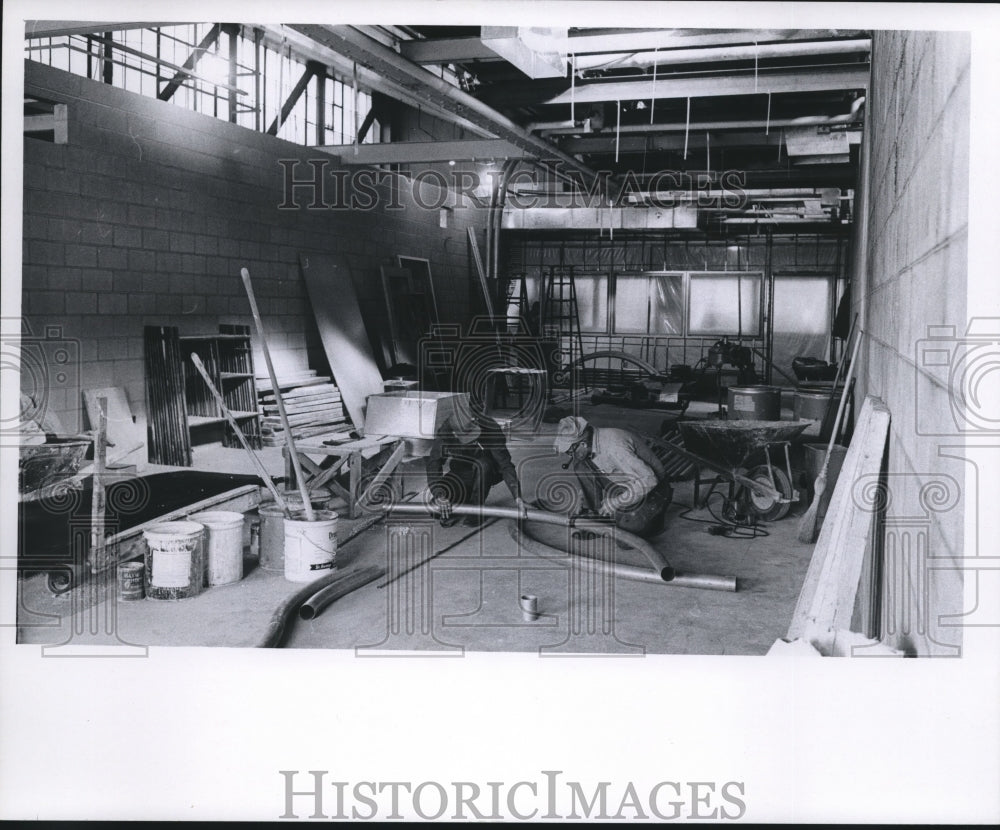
[{"xmin": 16, "ymin": 398, "xmax": 827, "ymax": 656}]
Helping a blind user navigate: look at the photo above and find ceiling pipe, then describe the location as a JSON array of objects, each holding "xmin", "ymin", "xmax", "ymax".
[
  {"xmin": 539, "ymin": 101, "xmax": 865, "ymax": 137},
  {"xmin": 574, "ymin": 38, "xmax": 871, "ymax": 72},
  {"xmin": 288, "ymin": 24, "xmax": 606, "ymax": 192}
]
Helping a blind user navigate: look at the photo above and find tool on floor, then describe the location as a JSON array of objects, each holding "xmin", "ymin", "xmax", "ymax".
[
  {"xmin": 190, "ymin": 353, "xmax": 290, "ymax": 515},
  {"xmin": 375, "ymin": 516, "xmax": 501, "ymax": 589},
  {"xmin": 797, "ymin": 327, "xmax": 864, "ymax": 544},
  {"xmin": 241, "ymin": 266, "xmax": 315, "ymax": 521}
]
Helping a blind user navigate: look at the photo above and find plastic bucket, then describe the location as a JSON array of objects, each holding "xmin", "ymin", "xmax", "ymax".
[
  {"xmin": 258, "ymin": 502, "xmax": 287, "ymax": 572},
  {"xmin": 727, "ymin": 385, "xmax": 781, "ymax": 420},
  {"xmin": 283, "ymin": 509, "xmax": 338, "ymax": 583},
  {"xmin": 143, "ymin": 521, "xmax": 205, "ymax": 600},
  {"xmin": 795, "ymin": 390, "xmax": 834, "ymax": 421},
  {"xmin": 803, "ymin": 443, "xmax": 849, "ymax": 521},
  {"xmin": 190, "ymin": 510, "xmax": 245, "ymax": 586}
]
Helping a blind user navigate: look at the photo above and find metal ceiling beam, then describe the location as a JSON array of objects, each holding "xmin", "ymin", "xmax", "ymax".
[
  {"xmin": 257, "ymin": 25, "xmax": 494, "ymax": 140},
  {"xmin": 316, "ymin": 139, "xmax": 529, "ymax": 165},
  {"xmin": 158, "ymin": 23, "xmax": 221, "ymax": 102},
  {"xmin": 267, "ymin": 62, "xmax": 318, "ymax": 136},
  {"xmin": 288, "ymin": 25, "xmax": 603, "ymax": 187},
  {"xmin": 563, "ymin": 29, "xmax": 867, "ymax": 54},
  {"xmin": 399, "ymin": 36, "xmax": 500, "ymax": 64},
  {"xmin": 558, "ymin": 131, "xmax": 783, "ymax": 154},
  {"xmin": 540, "ymin": 114, "xmax": 863, "ymax": 135},
  {"xmin": 545, "ymin": 65, "xmax": 869, "ymax": 105},
  {"xmin": 24, "ymin": 21, "xmax": 182, "ymax": 39},
  {"xmin": 574, "ymin": 38, "xmax": 871, "ymax": 71}
]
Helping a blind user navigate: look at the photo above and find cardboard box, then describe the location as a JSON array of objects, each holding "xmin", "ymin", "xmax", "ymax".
[{"xmin": 363, "ymin": 391, "xmax": 469, "ymax": 438}]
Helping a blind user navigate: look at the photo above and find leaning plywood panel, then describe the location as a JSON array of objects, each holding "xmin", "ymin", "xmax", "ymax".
[
  {"xmin": 787, "ymin": 395, "xmax": 891, "ymax": 647},
  {"xmin": 299, "ymin": 253, "xmax": 385, "ymax": 433}
]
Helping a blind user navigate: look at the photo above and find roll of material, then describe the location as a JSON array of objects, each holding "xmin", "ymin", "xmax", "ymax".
[{"xmin": 520, "ymin": 593, "xmax": 540, "ymax": 622}]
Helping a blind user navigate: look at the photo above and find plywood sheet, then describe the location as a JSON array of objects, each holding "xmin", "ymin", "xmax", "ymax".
[{"xmin": 299, "ymin": 253, "xmax": 385, "ymax": 432}]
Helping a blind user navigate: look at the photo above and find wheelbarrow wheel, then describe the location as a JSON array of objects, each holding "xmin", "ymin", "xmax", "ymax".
[{"xmin": 742, "ymin": 465, "xmax": 795, "ymax": 522}]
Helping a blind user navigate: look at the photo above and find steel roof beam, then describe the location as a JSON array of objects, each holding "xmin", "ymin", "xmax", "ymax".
[
  {"xmin": 288, "ymin": 24, "xmax": 603, "ymax": 187},
  {"xmin": 545, "ymin": 65, "xmax": 869, "ymax": 105}
]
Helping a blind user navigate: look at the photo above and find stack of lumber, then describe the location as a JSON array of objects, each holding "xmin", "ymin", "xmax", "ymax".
[{"xmin": 256, "ymin": 371, "xmax": 352, "ymax": 446}]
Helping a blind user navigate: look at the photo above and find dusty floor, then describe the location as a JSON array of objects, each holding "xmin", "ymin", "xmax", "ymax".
[{"xmin": 16, "ymin": 398, "xmax": 829, "ymax": 656}]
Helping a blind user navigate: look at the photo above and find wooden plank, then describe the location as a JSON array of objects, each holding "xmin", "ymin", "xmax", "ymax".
[
  {"xmin": 83, "ymin": 386, "xmax": 145, "ymax": 461},
  {"xmin": 787, "ymin": 396, "xmax": 890, "ymax": 643},
  {"xmin": 299, "ymin": 254, "xmax": 384, "ymax": 432}
]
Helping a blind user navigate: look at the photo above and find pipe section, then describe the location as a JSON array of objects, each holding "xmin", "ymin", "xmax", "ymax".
[
  {"xmin": 385, "ymin": 503, "xmax": 674, "ymax": 582},
  {"xmin": 510, "ymin": 522, "xmax": 737, "ymax": 592}
]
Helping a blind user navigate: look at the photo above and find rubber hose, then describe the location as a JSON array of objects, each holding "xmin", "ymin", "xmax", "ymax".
[
  {"xmin": 256, "ymin": 565, "xmax": 382, "ymax": 648},
  {"xmin": 299, "ymin": 565, "xmax": 384, "ymax": 620}
]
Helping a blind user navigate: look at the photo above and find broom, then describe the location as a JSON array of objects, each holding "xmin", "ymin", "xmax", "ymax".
[{"xmin": 796, "ymin": 328, "xmax": 863, "ymax": 544}]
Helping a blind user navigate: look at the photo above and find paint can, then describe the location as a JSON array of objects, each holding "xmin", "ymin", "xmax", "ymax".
[
  {"xmin": 520, "ymin": 594, "xmax": 540, "ymax": 622},
  {"xmin": 727, "ymin": 385, "xmax": 782, "ymax": 420},
  {"xmin": 283, "ymin": 509, "xmax": 338, "ymax": 583},
  {"xmin": 142, "ymin": 521, "xmax": 205, "ymax": 600},
  {"xmin": 189, "ymin": 510, "xmax": 245, "ymax": 586},
  {"xmin": 258, "ymin": 502, "xmax": 287, "ymax": 572},
  {"xmin": 117, "ymin": 561, "xmax": 145, "ymax": 601}
]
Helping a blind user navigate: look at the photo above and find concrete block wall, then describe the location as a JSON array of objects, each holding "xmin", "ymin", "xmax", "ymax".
[
  {"xmin": 21, "ymin": 61, "xmax": 485, "ymax": 434},
  {"xmin": 856, "ymin": 31, "xmax": 970, "ymax": 655}
]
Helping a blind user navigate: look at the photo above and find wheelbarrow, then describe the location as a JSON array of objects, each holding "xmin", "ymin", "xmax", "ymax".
[{"xmin": 658, "ymin": 419, "xmax": 811, "ymax": 522}]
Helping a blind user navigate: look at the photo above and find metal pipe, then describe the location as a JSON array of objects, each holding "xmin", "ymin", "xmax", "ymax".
[
  {"xmin": 298, "ymin": 565, "xmax": 384, "ymax": 621},
  {"xmin": 511, "ymin": 522, "xmax": 736, "ymax": 592},
  {"xmin": 384, "ymin": 503, "xmax": 674, "ymax": 582},
  {"xmin": 574, "ymin": 39, "xmax": 871, "ymax": 72}
]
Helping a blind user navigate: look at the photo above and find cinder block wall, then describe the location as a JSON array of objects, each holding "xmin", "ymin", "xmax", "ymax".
[
  {"xmin": 857, "ymin": 31, "xmax": 970, "ymax": 655},
  {"xmin": 21, "ymin": 61, "xmax": 483, "ymax": 434}
]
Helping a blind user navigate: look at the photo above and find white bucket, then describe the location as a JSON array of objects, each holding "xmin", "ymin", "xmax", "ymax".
[
  {"xmin": 142, "ymin": 521, "xmax": 205, "ymax": 600},
  {"xmin": 190, "ymin": 510, "xmax": 245, "ymax": 586},
  {"xmin": 283, "ymin": 509, "xmax": 338, "ymax": 583}
]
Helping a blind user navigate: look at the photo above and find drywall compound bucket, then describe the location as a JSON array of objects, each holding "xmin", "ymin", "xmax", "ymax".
[
  {"xmin": 283, "ymin": 509, "xmax": 338, "ymax": 583},
  {"xmin": 142, "ymin": 521, "xmax": 205, "ymax": 600},
  {"xmin": 728, "ymin": 385, "xmax": 782, "ymax": 420},
  {"xmin": 190, "ymin": 510, "xmax": 245, "ymax": 586}
]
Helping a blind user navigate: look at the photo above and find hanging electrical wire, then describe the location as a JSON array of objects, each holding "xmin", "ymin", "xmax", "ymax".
[{"xmin": 683, "ymin": 96, "xmax": 690, "ymax": 160}]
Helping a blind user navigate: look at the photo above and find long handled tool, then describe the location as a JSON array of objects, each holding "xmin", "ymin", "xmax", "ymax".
[
  {"xmin": 817, "ymin": 313, "xmax": 858, "ymax": 443},
  {"xmin": 797, "ymin": 327, "xmax": 864, "ymax": 544},
  {"xmin": 190, "ymin": 353, "xmax": 291, "ymax": 516},
  {"xmin": 240, "ymin": 267, "xmax": 315, "ymax": 521}
]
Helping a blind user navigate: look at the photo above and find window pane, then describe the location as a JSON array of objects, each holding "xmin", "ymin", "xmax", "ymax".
[
  {"xmin": 771, "ymin": 276, "xmax": 833, "ymax": 383},
  {"xmin": 614, "ymin": 276, "xmax": 650, "ymax": 333},
  {"xmin": 650, "ymin": 273, "xmax": 684, "ymax": 334},
  {"xmin": 688, "ymin": 273, "xmax": 761, "ymax": 336},
  {"xmin": 575, "ymin": 275, "xmax": 608, "ymax": 333}
]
